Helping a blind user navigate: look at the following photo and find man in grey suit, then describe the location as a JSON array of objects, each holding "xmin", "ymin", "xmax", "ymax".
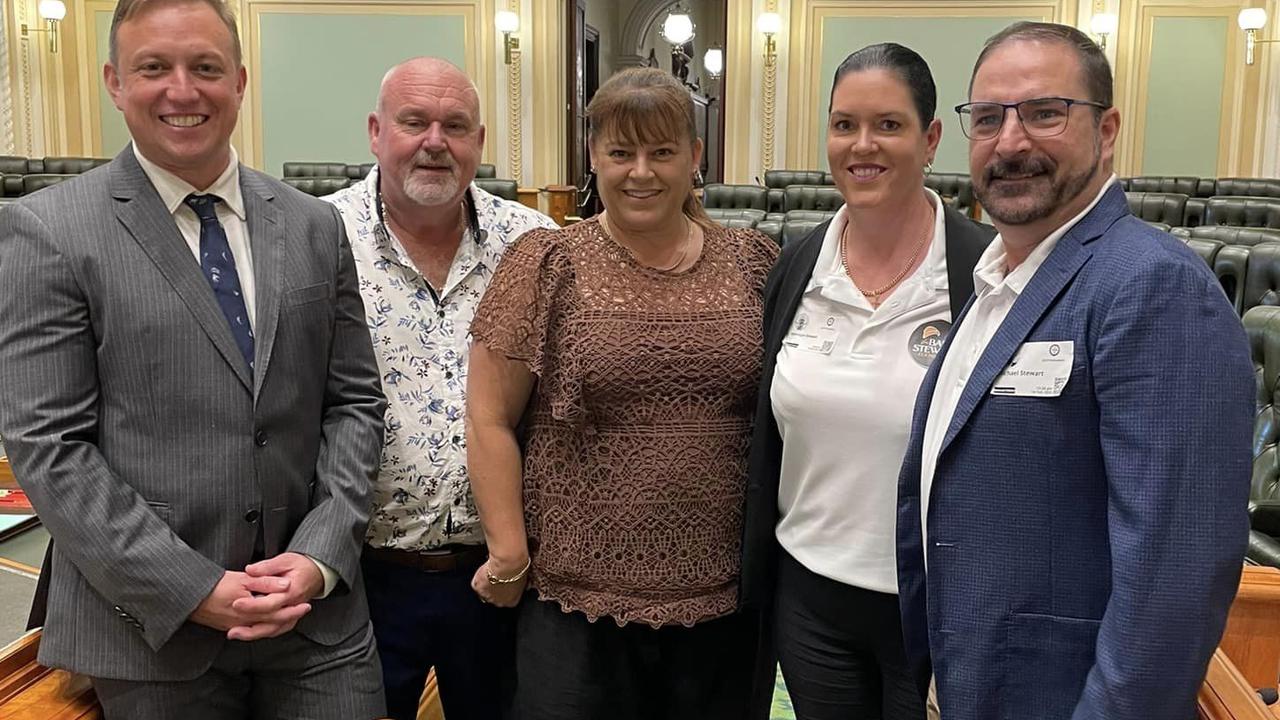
[{"xmin": 0, "ymin": 0, "xmax": 387, "ymax": 716}]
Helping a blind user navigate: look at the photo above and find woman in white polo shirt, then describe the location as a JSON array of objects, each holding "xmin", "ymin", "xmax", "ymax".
[{"xmin": 740, "ymin": 44, "xmax": 994, "ymax": 719}]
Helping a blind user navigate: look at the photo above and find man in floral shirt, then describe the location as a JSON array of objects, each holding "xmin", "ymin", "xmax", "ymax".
[{"xmin": 324, "ymin": 57, "xmax": 556, "ymax": 720}]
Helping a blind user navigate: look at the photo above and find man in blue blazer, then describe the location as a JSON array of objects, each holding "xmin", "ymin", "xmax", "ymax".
[{"xmin": 896, "ymin": 21, "xmax": 1253, "ymax": 720}]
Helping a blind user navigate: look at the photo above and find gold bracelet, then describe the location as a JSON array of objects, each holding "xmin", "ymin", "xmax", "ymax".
[{"xmin": 487, "ymin": 557, "xmax": 531, "ymax": 585}]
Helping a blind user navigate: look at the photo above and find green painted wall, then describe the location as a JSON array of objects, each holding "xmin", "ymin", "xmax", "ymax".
[
  {"xmin": 817, "ymin": 15, "xmax": 1041, "ymax": 173},
  {"xmin": 96, "ymin": 10, "xmax": 132, "ymax": 156},
  {"xmin": 258, "ymin": 13, "xmax": 467, "ymax": 176},
  {"xmin": 1141, "ymin": 16, "xmax": 1227, "ymax": 176}
]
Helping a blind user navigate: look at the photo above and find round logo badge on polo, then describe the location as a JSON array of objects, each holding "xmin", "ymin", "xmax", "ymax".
[{"xmin": 908, "ymin": 320, "xmax": 952, "ymax": 368}]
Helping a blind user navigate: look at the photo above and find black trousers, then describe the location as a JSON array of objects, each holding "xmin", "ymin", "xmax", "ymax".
[
  {"xmin": 362, "ymin": 551, "xmax": 516, "ymax": 720},
  {"xmin": 512, "ymin": 596, "xmax": 759, "ymax": 720},
  {"xmin": 775, "ymin": 550, "xmax": 925, "ymax": 720}
]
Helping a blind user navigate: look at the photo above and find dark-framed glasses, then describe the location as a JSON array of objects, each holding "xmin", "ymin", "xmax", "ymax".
[{"xmin": 954, "ymin": 96, "xmax": 1110, "ymax": 140}]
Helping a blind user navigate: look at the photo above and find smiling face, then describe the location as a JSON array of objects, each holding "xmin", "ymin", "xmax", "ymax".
[
  {"xmin": 826, "ymin": 68, "xmax": 940, "ymax": 212},
  {"xmin": 105, "ymin": 0, "xmax": 245, "ymax": 189},
  {"xmin": 369, "ymin": 59, "xmax": 485, "ymax": 212},
  {"xmin": 967, "ymin": 39, "xmax": 1119, "ymax": 238},
  {"xmin": 589, "ymin": 129, "xmax": 702, "ymax": 234}
]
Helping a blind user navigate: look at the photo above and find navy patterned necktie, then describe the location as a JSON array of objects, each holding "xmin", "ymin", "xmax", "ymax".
[{"xmin": 183, "ymin": 193, "xmax": 255, "ymax": 374}]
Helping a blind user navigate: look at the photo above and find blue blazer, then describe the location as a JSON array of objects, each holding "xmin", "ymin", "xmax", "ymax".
[{"xmin": 896, "ymin": 185, "xmax": 1254, "ymax": 720}]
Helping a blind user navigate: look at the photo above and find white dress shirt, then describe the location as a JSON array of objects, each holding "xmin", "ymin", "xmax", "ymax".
[
  {"xmin": 919, "ymin": 176, "xmax": 1118, "ymax": 553},
  {"xmin": 133, "ymin": 145, "xmax": 255, "ymax": 330},
  {"xmin": 772, "ymin": 190, "xmax": 949, "ymax": 593}
]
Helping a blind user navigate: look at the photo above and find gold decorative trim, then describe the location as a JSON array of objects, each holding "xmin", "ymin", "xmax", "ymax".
[
  {"xmin": 1114, "ymin": 0, "xmax": 1272, "ymax": 176},
  {"xmin": 761, "ymin": 48, "xmax": 778, "ymax": 173},
  {"xmin": 785, "ymin": 0, "xmax": 1075, "ymax": 172},
  {"xmin": 18, "ymin": 0, "xmax": 36, "ymax": 154},
  {"xmin": 506, "ymin": 46, "xmax": 522, "ymax": 182},
  {"xmin": 240, "ymin": 0, "xmax": 493, "ymax": 172}
]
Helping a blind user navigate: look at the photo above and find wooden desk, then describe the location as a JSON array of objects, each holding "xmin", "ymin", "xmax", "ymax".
[
  {"xmin": 1221, "ymin": 565, "xmax": 1280, "ymax": 693},
  {"xmin": 0, "ymin": 630, "xmax": 100, "ymax": 720},
  {"xmin": 0, "ymin": 458, "xmax": 14, "ymax": 490}
]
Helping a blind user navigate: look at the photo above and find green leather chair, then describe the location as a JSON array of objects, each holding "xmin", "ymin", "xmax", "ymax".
[
  {"xmin": 476, "ymin": 163, "xmax": 497, "ymax": 179},
  {"xmin": 1243, "ymin": 305, "xmax": 1280, "ymax": 568},
  {"xmin": 1217, "ymin": 178, "xmax": 1280, "ymax": 199},
  {"xmin": 1204, "ymin": 196, "xmax": 1280, "ymax": 229},
  {"xmin": 704, "ymin": 207, "xmax": 766, "ymax": 227},
  {"xmin": 1121, "ymin": 175, "xmax": 1200, "ymax": 196},
  {"xmin": 1243, "ymin": 243, "xmax": 1280, "ymax": 313},
  {"xmin": 0, "ymin": 155, "xmax": 27, "ymax": 175},
  {"xmin": 755, "ymin": 219, "xmax": 782, "ymax": 245},
  {"xmin": 1216, "ymin": 244, "xmax": 1250, "ymax": 315},
  {"xmin": 702, "ymin": 184, "xmax": 769, "ymax": 211},
  {"xmin": 783, "ymin": 185, "xmax": 844, "ymax": 213},
  {"xmin": 474, "ymin": 178, "xmax": 518, "ymax": 201},
  {"xmin": 1189, "ymin": 226, "xmax": 1280, "ymax": 247},
  {"xmin": 40, "ymin": 157, "xmax": 110, "ymax": 174},
  {"xmin": 282, "ymin": 162, "xmax": 349, "ymax": 178},
  {"xmin": 1125, "ymin": 191, "xmax": 1189, "ymax": 226},
  {"xmin": 924, "ymin": 173, "xmax": 976, "ymax": 215},
  {"xmin": 764, "ymin": 170, "xmax": 830, "ymax": 188},
  {"xmin": 20, "ymin": 173, "xmax": 75, "ymax": 196},
  {"xmin": 1186, "ymin": 239, "xmax": 1224, "ymax": 267},
  {"xmin": 283, "ymin": 176, "xmax": 351, "ymax": 196}
]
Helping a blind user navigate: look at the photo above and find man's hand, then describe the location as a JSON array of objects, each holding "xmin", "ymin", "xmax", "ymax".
[
  {"xmin": 223, "ymin": 553, "xmax": 326, "ymax": 641},
  {"xmin": 189, "ymin": 571, "xmax": 292, "ymax": 632},
  {"xmin": 471, "ymin": 556, "xmax": 528, "ymax": 608}
]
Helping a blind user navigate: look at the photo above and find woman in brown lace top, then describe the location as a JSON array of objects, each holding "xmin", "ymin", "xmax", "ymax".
[{"xmin": 466, "ymin": 67, "xmax": 778, "ymax": 719}]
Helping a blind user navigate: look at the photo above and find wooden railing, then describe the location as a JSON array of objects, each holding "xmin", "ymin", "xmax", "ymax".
[{"xmin": 0, "ymin": 630, "xmax": 99, "ymax": 719}]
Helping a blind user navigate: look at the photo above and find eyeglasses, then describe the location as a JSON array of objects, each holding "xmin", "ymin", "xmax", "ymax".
[{"xmin": 953, "ymin": 96, "xmax": 1110, "ymax": 140}]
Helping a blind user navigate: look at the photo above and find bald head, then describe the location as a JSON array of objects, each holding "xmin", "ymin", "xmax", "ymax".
[
  {"xmin": 376, "ymin": 57, "xmax": 479, "ymax": 117},
  {"xmin": 369, "ymin": 55, "xmax": 486, "ymax": 214}
]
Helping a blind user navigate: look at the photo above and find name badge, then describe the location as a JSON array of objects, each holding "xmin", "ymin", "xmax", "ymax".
[
  {"xmin": 991, "ymin": 341, "xmax": 1073, "ymax": 397},
  {"xmin": 782, "ymin": 313, "xmax": 839, "ymax": 355}
]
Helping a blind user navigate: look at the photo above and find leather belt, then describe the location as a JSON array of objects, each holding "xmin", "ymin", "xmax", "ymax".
[{"xmin": 364, "ymin": 544, "xmax": 487, "ymax": 573}]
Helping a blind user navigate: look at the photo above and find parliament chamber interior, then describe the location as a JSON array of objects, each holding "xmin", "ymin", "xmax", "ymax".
[{"xmin": 2, "ymin": 0, "xmax": 1280, "ymax": 717}]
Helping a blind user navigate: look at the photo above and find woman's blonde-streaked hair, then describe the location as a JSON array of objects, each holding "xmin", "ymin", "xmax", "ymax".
[{"xmin": 586, "ymin": 67, "xmax": 711, "ymax": 227}]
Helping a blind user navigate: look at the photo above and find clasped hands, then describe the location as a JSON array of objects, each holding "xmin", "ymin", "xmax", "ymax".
[{"xmin": 190, "ymin": 552, "xmax": 325, "ymax": 641}]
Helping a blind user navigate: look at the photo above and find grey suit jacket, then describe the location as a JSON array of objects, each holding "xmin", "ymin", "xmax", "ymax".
[{"xmin": 0, "ymin": 147, "xmax": 386, "ymax": 681}]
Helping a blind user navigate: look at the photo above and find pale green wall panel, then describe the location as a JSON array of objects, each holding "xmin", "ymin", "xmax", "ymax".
[
  {"xmin": 258, "ymin": 13, "xmax": 467, "ymax": 176},
  {"xmin": 817, "ymin": 15, "xmax": 1040, "ymax": 173},
  {"xmin": 1141, "ymin": 16, "xmax": 1227, "ymax": 176},
  {"xmin": 96, "ymin": 10, "xmax": 132, "ymax": 156}
]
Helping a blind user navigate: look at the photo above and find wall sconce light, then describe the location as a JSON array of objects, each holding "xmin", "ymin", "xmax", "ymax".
[
  {"xmin": 21, "ymin": 0, "xmax": 66, "ymax": 54},
  {"xmin": 704, "ymin": 46, "xmax": 723, "ymax": 80},
  {"xmin": 661, "ymin": 11, "xmax": 695, "ymax": 45},
  {"xmin": 1240, "ymin": 8, "xmax": 1276, "ymax": 65},
  {"xmin": 758, "ymin": 12, "xmax": 781, "ymax": 65},
  {"xmin": 495, "ymin": 10, "xmax": 520, "ymax": 65},
  {"xmin": 1089, "ymin": 12, "xmax": 1118, "ymax": 50}
]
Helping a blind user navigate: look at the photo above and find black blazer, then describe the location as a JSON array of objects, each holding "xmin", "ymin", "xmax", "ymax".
[{"xmin": 739, "ymin": 205, "xmax": 995, "ymax": 608}]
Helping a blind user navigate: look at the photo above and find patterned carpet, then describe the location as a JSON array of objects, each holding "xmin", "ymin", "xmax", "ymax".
[{"xmin": 770, "ymin": 667, "xmax": 796, "ymax": 719}]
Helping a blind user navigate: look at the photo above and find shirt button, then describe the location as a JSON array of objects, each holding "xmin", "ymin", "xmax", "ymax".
[
  {"xmin": 244, "ymin": 509, "xmax": 261, "ymax": 523},
  {"xmin": 254, "ymin": 431, "xmax": 267, "ymax": 447}
]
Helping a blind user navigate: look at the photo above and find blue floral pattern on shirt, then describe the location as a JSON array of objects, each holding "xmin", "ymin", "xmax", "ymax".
[{"xmin": 325, "ymin": 168, "xmax": 558, "ymax": 550}]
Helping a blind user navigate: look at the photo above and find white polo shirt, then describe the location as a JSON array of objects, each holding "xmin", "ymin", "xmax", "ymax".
[{"xmin": 772, "ymin": 189, "xmax": 950, "ymax": 594}]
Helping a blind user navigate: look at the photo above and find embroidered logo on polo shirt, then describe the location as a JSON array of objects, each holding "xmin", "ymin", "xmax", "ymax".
[{"xmin": 908, "ymin": 320, "xmax": 952, "ymax": 367}]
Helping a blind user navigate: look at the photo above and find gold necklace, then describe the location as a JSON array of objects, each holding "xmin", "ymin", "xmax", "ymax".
[
  {"xmin": 601, "ymin": 212, "xmax": 693, "ymax": 272},
  {"xmin": 840, "ymin": 209, "xmax": 934, "ymax": 301}
]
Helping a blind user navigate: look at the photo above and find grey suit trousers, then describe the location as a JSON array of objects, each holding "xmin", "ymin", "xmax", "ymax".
[{"xmin": 91, "ymin": 622, "xmax": 385, "ymax": 720}]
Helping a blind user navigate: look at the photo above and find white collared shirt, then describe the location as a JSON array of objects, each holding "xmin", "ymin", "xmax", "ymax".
[
  {"xmin": 324, "ymin": 167, "xmax": 558, "ymax": 551},
  {"xmin": 772, "ymin": 189, "xmax": 950, "ymax": 593},
  {"xmin": 918, "ymin": 176, "xmax": 1118, "ymax": 553},
  {"xmin": 132, "ymin": 145, "xmax": 255, "ymax": 329}
]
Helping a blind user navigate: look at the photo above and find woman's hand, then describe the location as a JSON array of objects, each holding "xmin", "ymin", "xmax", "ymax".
[{"xmin": 471, "ymin": 555, "xmax": 529, "ymax": 607}]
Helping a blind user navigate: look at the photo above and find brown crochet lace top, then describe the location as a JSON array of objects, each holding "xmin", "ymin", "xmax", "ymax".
[{"xmin": 471, "ymin": 217, "xmax": 778, "ymax": 627}]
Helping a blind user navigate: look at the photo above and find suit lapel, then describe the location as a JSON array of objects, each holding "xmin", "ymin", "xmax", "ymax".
[
  {"xmin": 241, "ymin": 169, "xmax": 282, "ymax": 400},
  {"xmin": 937, "ymin": 184, "xmax": 1128, "ymax": 456},
  {"xmin": 110, "ymin": 149, "xmax": 253, "ymax": 393}
]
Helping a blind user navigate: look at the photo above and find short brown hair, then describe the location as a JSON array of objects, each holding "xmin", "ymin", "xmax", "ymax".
[
  {"xmin": 109, "ymin": 0, "xmax": 242, "ymax": 67},
  {"xmin": 969, "ymin": 21, "xmax": 1112, "ymax": 109},
  {"xmin": 587, "ymin": 67, "xmax": 710, "ymax": 226}
]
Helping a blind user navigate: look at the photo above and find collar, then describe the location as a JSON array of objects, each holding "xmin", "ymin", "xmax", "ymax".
[
  {"xmin": 132, "ymin": 144, "xmax": 245, "ymax": 221},
  {"xmin": 809, "ymin": 187, "xmax": 948, "ymax": 294},
  {"xmin": 974, "ymin": 173, "xmax": 1117, "ymax": 297},
  {"xmin": 367, "ymin": 165, "xmax": 494, "ymax": 276}
]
